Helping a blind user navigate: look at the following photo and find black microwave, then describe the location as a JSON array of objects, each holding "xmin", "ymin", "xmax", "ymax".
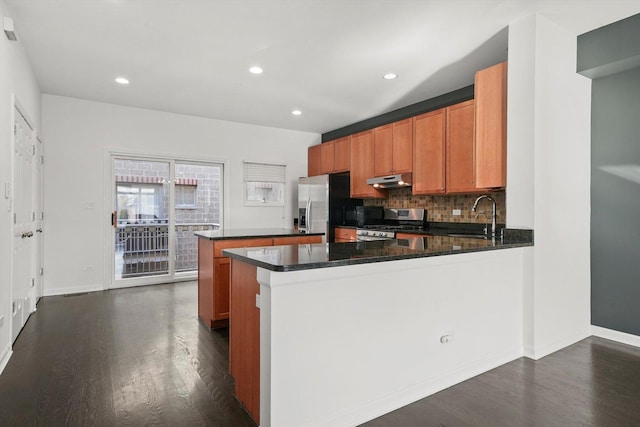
[{"xmin": 355, "ymin": 206, "xmax": 384, "ymax": 227}]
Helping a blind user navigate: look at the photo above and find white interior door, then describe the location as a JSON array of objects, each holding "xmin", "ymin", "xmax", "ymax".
[
  {"xmin": 33, "ymin": 138, "xmax": 44, "ymax": 301},
  {"xmin": 11, "ymin": 107, "xmax": 36, "ymax": 342}
]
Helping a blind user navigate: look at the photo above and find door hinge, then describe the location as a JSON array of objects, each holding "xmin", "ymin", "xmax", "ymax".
[
  {"xmin": 12, "ymin": 301, "xmax": 16, "ymax": 314},
  {"xmin": 31, "ymin": 278, "xmax": 35, "ymax": 288},
  {"xmin": 40, "ymin": 212, "xmax": 44, "ymax": 220},
  {"xmin": 32, "ymin": 212, "xmax": 36, "ymax": 221},
  {"xmin": 40, "ymin": 267, "xmax": 44, "ymax": 276},
  {"xmin": 14, "ymin": 213, "xmax": 17, "ymax": 224},
  {"xmin": 14, "ymin": 124, "xmax": 17, "ymax": 136},
  {"xmin": 32, "ymin": 145, "xmax": 36, "ymax": 155},
  {"xmin": 40, "ymin": 155, "xmax": 44, "ymax": 164}
]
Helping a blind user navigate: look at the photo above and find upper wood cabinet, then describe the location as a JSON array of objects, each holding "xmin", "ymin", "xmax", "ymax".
[
  {"xmin": 475, "ymin": 61, "xmax": 507, "ymax": 189},
  {"xmin": 446, "ymin": 100, "xmax": 477, "ymax": 194},
  {"xmin": 333, "ymin": 137, "xmax": 350, "ymax": 173},
  {"xmin": 374, "ymin": 119, "xmax": 412, "ymax": 176},
  {"xmin": 413, "ymin": 109, "xmax": 446, "ymax": 195},
  {"xmin": 350, "ymin": 130, "xmax": 386, "ymax": 198},
  {"xmin": 307, "ymin": 137, "xmax": 350, "ymax": 176},
  {"xmin": 308, "ymin": 144, "xmax": 323, "ymax": 177}
]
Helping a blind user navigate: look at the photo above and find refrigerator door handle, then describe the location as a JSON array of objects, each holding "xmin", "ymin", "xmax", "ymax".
[{"xmin": 307, "ymin": 197, "xmax": 312, "ymax": 231}]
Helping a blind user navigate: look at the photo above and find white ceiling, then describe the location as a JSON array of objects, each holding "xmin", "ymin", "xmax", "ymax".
[{"xmin": 5, "ymin": 0, "xmax": 640, "ymax": 134}]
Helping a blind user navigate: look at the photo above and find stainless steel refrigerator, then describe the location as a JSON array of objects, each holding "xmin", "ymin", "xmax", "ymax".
[{"xmin": 298, "ymin": 174, "xmax": 359, "ymax": 243}]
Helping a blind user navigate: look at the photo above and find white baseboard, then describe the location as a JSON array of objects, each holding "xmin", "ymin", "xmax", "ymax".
[
  {"xmin": 592, "ymin": 325, "xmax": 640, "ymax": 348},
  {"xmin": 329, "ymin": 347, "xmax": 523, "ymax": 427},
  {"xmin": 43, "ymin": 283, "xmax": 104, "ymax": 297},
  {"xmin": 0, "ymin": 343, "xmax": 12, "ymax": 376},
  {"xmin": 523, "ymin": 329, "xmax": 591, "ymax": 360}
]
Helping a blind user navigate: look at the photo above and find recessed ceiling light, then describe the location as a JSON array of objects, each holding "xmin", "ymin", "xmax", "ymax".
[
  {"xmin": 383, "ymin": 73, "xmax": 398, "ymax": 80},
  {"xmin": 115, "ymin": 77, "xmax": 130, "ymax": 85},
  {"xmin": 249, "ymin": 66, "xmax": 263, "ymax": 74},
  {"xmin": 292, "ymin": 110, "xmax": 302, "ymax": 116}
]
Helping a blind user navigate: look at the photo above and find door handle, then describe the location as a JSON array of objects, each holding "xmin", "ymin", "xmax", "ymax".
[{"xmin": 111, "ymin": 211, "xmax": 117, "ymax": 228}]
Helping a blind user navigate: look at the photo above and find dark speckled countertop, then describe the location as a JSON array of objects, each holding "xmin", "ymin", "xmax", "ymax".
[
  {"xmin": 222, "ymin": 229, "xmax": 534, "ymax": 272},
  {"xmin": 195, "ymin": 228, "xmax": 324, "ymax": 241}
]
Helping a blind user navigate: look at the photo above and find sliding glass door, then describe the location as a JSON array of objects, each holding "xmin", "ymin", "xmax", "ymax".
[{"xmin": 111, "ymin": 156, "xmax": 222, "ymax": 288}]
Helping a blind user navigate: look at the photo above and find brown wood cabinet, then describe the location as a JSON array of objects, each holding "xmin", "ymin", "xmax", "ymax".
[
  {"xmin": 475, "ymin": 61, "xmax": 507, "ymax": 189},
  {"xmin": 229, "ymin": 260, "xmax": 260, "ymax": 424},
  {"xmin": 413, "ymin": 109, "xmax": 446, "ymax": 195},
  {"xmin": 307, "ymin": 143, "xmax": 322, "ymax": 177},
  {"xmin": 307, "ymin": 137, "xmax": 350, "ymax": 176},
  {"xmin": 446, "ymin": 100, "xmax": 477, "ymax": 193},
  {"xmin": 350, "ymin": 130, "xmax": 386, "ymax": 199},
  {"xmin": 333, "ymin": 136, "xmax": 350, "ymax": 173},
  {"xmin": 272, "ymin": 235, "xmax": 323, "ymax": 246},
  {"xmin": 334, "ymin": 227, "xmax": 357, "ymax": 242},
  {"xmin": 395, "ymin": 232, "xmax": 424, "ymax": 239},
  {"xmin": 374, "ymin": 119, "xmax": 413, "ymax": 176},
  {"xmin": 198, "ymin": 235, "xmax": 319, "ymax": 329}
]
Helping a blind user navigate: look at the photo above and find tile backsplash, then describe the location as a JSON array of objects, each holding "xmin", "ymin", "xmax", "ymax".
[{"xmin": 363, "ymin": 188, "xmax": 506, "ymax": 224}]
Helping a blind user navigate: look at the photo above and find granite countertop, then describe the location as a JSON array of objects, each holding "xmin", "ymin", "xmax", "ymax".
[
  {"xmin": 222, "ymin": 229, "xmax": 534, "ymax": 272},
  {"xmin": 195, "ymin": 228, "xmax": 324, "ymax": 241}
]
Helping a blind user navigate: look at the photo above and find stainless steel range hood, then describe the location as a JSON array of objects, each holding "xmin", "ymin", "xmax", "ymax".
[{"xmin": 366, "ymin": 173, "xmax": 412, "ymax": 189}]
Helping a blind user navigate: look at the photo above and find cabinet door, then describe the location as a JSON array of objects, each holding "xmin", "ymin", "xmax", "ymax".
[
  {"xmin": 374, "ymin": 124, "xmax": 393, "ymax": 176},
  {"xmin": 350, "ymin": 130, "xmax": 386, "ymax": 198},
  {"xmin": 272, "ymin": 235, "xmax": 323, "ymax": 245},
  {"xmin": 446, "ymin": 100, "xmax": 477, "ymax": 193},
  {"xmin": 334, "ymin": 227, "xmax": 357, "ymax": 242},
  {"xmin": 475, "ymin": 61, "xmax": 507, "ymax": 189},
  {"xmin": 392, "ymin": 119, "xmax": 413, "ymax": 173},
  {"xmin": 413, "ymin": 109, "xmax": 446, "ymax": 195},
  {"xmin": 213, "ymin": 257, "xmax": 231, "ymax": 321},
  {"xmin": 320, "ymin": 141, "xmax": 335, "ymax": 174},
  {"xmin": 308, "ymin": 144, "xmax": 322, "ymax": 176},
  {"xmin": 333, "ymin": 137, "xmax": 351, "ymax": 172}
]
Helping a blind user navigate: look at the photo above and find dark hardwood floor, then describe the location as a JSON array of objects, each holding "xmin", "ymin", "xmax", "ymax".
[
  {"xmin": 2, "ymin": 281, "xmax": 640, "ymax": 427},
  {"xmin": 362, "ymin": 336, "xmax": 640, "ymax": 427},
  {"xmin": 0, "ymin": 281, "xmax": 256, "ymax": 427}
]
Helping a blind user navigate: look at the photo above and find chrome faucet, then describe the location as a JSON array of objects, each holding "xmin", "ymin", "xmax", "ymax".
[{"xmin": 472, "ymin": 195, "xmax": 496, "ymax": 237}]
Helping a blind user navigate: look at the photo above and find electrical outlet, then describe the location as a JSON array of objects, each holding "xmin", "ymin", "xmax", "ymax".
[
  {"xmin": 452, "ymin": 209, "xmax": 461, "ymax": 216},
  {"xmin": 255, "ymin": 294, "xmax": 261, "ymax": 308}
]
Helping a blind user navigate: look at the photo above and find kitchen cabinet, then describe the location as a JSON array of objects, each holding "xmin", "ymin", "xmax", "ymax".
[
  {"xmin": 333, "ymin": 136, "xmax": 351, "ymax": 173},
  {"xmin": 475, "ymin": 61, "xmax": 507, "ymax": 189},
  {"xmin": 199, "ymin": 235, "xmax": 321, "ymax": 329},
  {"xmin": 334, "ymin": 227, "xmax": 357, "ymax": 242},
  {"xmin": 308, "ymin": 144, "xmax": 323, "ymax": 177},
  {"xmin": 374, "ymin": 119, "xmax": 413, "ymax": 176},
  {"xmin": 229, "ymin": 259, "xmax": 261, "ymax": 424},
  {"xmin": 272, "ymin": 235, "xmax": 323, "ymax": 246},
  {"xmin": 413, "ymin": 109, "xmax": 446, "ymax": 195},
  {"xmin": 307, "ymin": 137, "xmax": 350, "ymax": 176},
  {"xmin": 395, "ymin": 232, "xmax": 424, "ymax": 239},
  {"xmin": 446, "ymin": 100, "xmax": 477, "ymax": 193},
  {"xmin": 350, "ymin": 130, "xmax": 386, "ymax": 199}
]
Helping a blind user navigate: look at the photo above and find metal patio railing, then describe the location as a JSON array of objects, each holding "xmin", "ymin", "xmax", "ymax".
[{"xmin": 115, "ymin": 220, "xmax": 219, "ymax": 278}]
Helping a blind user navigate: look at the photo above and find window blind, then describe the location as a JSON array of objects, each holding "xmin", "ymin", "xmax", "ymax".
[{"xmin": 243, "ymin": 162, "xmax": 286, "ymax": 183}]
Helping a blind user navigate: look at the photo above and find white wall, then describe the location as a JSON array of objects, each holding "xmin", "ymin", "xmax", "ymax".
[
  {"xmin": 42, "ymin": 95, "xmax": 319, "ymax": 296},
  {"xmin": 0, "ymin": 0, "xmax": 41, "ymax": 370},
  {"xmin": 507, "ymin": 14, "xmax": 592, "ymax": 359}
]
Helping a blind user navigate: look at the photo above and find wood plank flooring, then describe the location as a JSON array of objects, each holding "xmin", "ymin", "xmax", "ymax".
[
  {"xmin": 362, "ymin": 336, "xmax": 640, "ymax": 426},
  {"xmin": 1, "ymin": 281, "xmax": 640, "ymax": 426},
  {"xmin": 0, "ymin": 282, "xmax": 256, "ymax": 426}
]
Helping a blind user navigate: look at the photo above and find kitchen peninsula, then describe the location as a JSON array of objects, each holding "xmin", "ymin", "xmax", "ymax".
[
  {"xmin": 195, "ymin": 229, "xmax": 323, "ymax": 328},
  {"xmin": 223, "ymin": 232, "xmax": 533, "ymax": 426}
]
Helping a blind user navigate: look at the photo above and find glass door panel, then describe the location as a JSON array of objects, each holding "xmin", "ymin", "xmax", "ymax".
[
  {"xmin": 114, "ymin": 159, "xmax": 170, "ymax": 281},
  {"xmin": 174, "ymin": 162, "xmax": 223, "ymax": 274}
]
